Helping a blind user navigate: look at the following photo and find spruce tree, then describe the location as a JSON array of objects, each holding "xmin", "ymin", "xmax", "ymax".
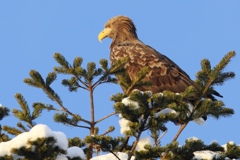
[{"xmin": 0, "ymin": 51, "xmax": 238, "ymax": 160}]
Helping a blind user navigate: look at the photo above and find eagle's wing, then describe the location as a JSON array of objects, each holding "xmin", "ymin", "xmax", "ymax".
[{"xmin": 110, "ymin": 42, "xmax": 196, "ymax": 93}]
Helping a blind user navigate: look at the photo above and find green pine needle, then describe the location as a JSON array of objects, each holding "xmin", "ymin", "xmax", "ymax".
[
  {"xmin": 54, "ymin": 52, "xmax": 70, "ymax": 68},
  {"xmin": 73, "ymin": 57, "xmax": 83, "ymax": 68},
  {"xmin": 46, "ymin": 72, "xmax": 57, "ymax": 86},
  {"xmin": 2, "ymin": 125, "xmax": 23, "ymax": 136}
]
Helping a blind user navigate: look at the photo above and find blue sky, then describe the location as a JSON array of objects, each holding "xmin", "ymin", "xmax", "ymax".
[{"xmin": 0, "ymin": 1, "xmax": 239, "ymax": 147}]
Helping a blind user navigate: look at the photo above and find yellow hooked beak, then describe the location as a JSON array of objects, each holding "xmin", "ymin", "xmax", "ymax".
[{"xmin": 98, "ymin": 27, "xmax": 112, "ymax": 42}]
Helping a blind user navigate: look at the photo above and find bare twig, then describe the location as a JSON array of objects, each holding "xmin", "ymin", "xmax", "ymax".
[
  {"xmin": 157, "ymin": 130, "xmax": 168, "ymax": 142},
  {"xmin": 172, "ymin": 123, "xmax": 188, "ymax": 142},
  {"xmin": 92, "ymin": 75, "xmax": 107, "ymax": 89},
  {"xmin": 75, "ymin": 82, "xmax": 88, "ymax": 90},
  {"xmin": 65, "ymin": 122, "xmax": 91, "ymax": 130},
  {"xmin": 89, "ymin": 86, "xmax": 95, "ymax": 134},
  {"xmin": 161, "ymin": 123, "xmax": 188, "ymax": 160},
  {"xmin": 110, "ymin": 151, "xmax": 121, "ymax": 160},
  {"xmin": 43, "ymin": 87, "xmax": 92, "ymax": 125},
  {"xmin": 74, "ymin": 75, "xmax": 89, "ymax": 90},
  {"xmin": 95, "ymin": 111, "xmax": 117, "ymax": 124},
  {"xmin": 128, "ymin": 114, "xmax": 150, "ymax": 160},
  {"xmin": 99, "ymin": 129, "xmax": 113, "ymax": 136}
]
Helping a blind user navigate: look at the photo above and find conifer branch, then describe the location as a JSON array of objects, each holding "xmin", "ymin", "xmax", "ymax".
[
  {"xmin": 89, "ymin": 86, "xmax": 95, "ymax": 132},
  {"xmin": 17, "ymin": 122, "xmax": 29, "ymax": 132},
  {"xmin": 92, "ymin": 75, "xmax": 116, "ymax": 89},
  {"xmin": 92, "ymin": 58, "xmax": 126, "ymax": 89},
  {"xmin": 24, "ymin": 70, "xmax": 62, "ymax": 104},
  {"xmin": 13, "ymin": 93, "xmax": 35, "ymax": 128},
  {"xmin": 128, "ymin": 130, "xmax": 143, "ymax": 160},
  {"xmin": 193, "ymin": 51, "xmax": 235, "ymax": 112},
  {"xmin": 95, "ymin": 111, "xmax": 117, "ymax": 124},
  {"xmin": 99, "ymin": 126, "xmax": 115, "ymax": 136},
  {"xmin": 69, "ymin": 124, "xmax": 91, "ymax": 130},
  {"xmin": 161, "ymin": 51, "xmax": 236, "ymax": 159},
  {"xmin": 157, "ymin": 130, "xmax": 168, "ymax": 142},
  {"xmin": 211, "ymin": 51, "xmax": 235, "ymax": 78},
  {"xmin": 54, "ymin": 53, "xmax": 89, "ymax": 89},
  {"xmin": 172, "ymin": 123, "xmax": 188, "ymax": 142},
  {"xmin": 2, "ymin": 125, "xmax": 23, "ymax": 136},
  {"xmin": 0, "ymin": 106, "xmax": 9, "ymax": 121},
  {"xmin": 0, "ymin": 133, "xmax": 10, "ymax": 142},
  {"xmin": 109, "ymin": 57, "xmax": 128, "ymax": 74},
  {"xmin": 125, "ymin": 67, "xmax": 150, "ymax": 95},
  {"xmin": 54, "ymin": 52, "xmax": 70, "ymax": 69},
  {"xmin": 128, "ymin": 113, "xmax": 150, "ymax": 160},
  {"xmin": 68, "ymin": 74, "xmax": 89, "ymax": 90},
  {"xmin": 34, "ymin": 79, "xmax": 91, "ymax": 125},
  {"xmin": 109, "ymin": 151, "xmax": 121, "ymax": 160}
]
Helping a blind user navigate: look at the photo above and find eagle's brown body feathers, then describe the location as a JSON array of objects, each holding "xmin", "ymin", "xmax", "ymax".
[
  {"xmin": 110, "ymin": 41, "xmax": 195, "ymax": 93},
  {"xmin": 99, "ymin": 16, "xmax": 197, "ymax": 94}
]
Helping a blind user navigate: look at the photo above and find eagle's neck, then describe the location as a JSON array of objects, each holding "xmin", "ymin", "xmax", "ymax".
[{"xmin": 110, "ymin": 23, "xmax": 139, "ymax": 48}]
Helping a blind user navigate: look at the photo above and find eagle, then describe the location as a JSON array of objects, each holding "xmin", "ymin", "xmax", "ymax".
[
  {"xmin": 98, "ymin": 16, "xmax": 198, "ymax": 95},
  {"xmin": 98, "ymin": 15, "xmax": 222, "ymax": 102}
]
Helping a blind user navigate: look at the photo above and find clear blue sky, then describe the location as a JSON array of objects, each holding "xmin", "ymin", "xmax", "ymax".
[{"xmin": 0, "ymin": 1, "xmax": 239, "ymax": 146}]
